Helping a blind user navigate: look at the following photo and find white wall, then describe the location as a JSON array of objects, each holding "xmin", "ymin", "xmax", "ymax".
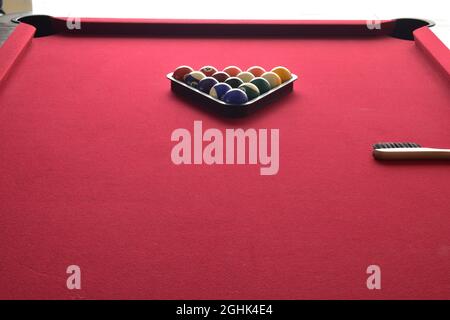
[{"xmin": 31, "ymin": 0, "xmax": 450, "ymax": 45}]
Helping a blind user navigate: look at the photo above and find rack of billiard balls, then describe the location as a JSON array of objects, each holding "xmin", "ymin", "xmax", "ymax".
[{"xmin": 170, "ymin": 65, "xmax": 295, "ymax": 105}]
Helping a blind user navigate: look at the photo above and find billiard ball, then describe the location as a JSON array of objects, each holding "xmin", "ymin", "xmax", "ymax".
[
  {"xmin": 198, "ymin": 77, "xmax": 219, "ymax": 93},
  {"xmin": 223, "ymin": 66, "xmax": 242, "ymax": 77},
  {"xmin": 200, "ymin": 66, "xmax": 218, "ymax": 77},
  {"xmin": 261, "ymin": 71, "xmax": 282, "ymax": 89},
  {"xmin": 210, "ymin": 83, "xmax": 232, "ymax": 100},
  {"xmin": 173, "ymin": 65, "xmax": 194, "ymax": 81},
  {"xmin": 271, "ymin": 66, "xmax": 292, "ymax": 82},
  {"xmin": 250, "ymin": 77, "xmax": 271, "ymax": 94},
  {"xmin": 185, "ymin": 71, "xmax": 206, "ymax": 88},
  {"xmin": 223, "ymin": 89, "xmax": 248, "ymax": 105},
  {"xmin": 225, "ymin": 77, "xmax": 244, "ymax": 88},
  {"xmin": 212, "ymin": 71, "xmax": 230, "ymax": 82},
  {"xmin": 247, "ymin": 66, "xmax": 266, "ymax": 77},
  {"xmin": 237, "ymin": 71, "xmax": 255, "ymax": 83},
  {"xmin": 238, "ymin": 83, "xmax": 260, "ymax": 100}
]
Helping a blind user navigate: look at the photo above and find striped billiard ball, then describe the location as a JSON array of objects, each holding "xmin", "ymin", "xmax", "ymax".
[
  {"xmin": 185, "ymin": 71, "xmax": 206, "ymax": 88},
  {"xmin": 237, "ymin": 71, "xmax": 255, "ymax": 83},
  {"xmin": 238, "ymin": 83, "xmax": 260, "ymax": 100},
  {"xmin": 210, "ymin": 83, "xmax": 232, "ymax": 100},
  {"xmin": 250, "ymin": 77, "xmax": 271, "ymax": 94},
  {"xmin": 261, "ymin": 71, "xmax": 282, "ymax": 89}
]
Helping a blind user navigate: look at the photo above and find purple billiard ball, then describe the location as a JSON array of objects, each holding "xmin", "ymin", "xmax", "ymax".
[{"xmin": 211, "ymin": 71, "xmax": 230, "ymax": 82}]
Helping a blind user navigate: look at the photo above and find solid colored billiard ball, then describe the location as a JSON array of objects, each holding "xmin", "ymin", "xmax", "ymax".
[
  {"xmin": 238, "ymin": 83, "xmax": 260, "ymax": 100},
  {"xmin": 223, "ymin": 66, "xmax": 242, "ymax": 77},
  {"xmin": 185, "ymin": 71, "xmax": 206, "ymax": 88},
  {"xmin": 198, "ymin": 77, "xmax": 219, "ymax": 93},
  {"xmin": 237, "ymin": 71, "xmax": 255, "ymax": 83},
  {"xmin": 250, "ymin": 77, "xmax": 271, "ymax": 94},
  {"xmin": 261, "ymin": 71, "xmax": 282, "ymax": 89},
  {"xmin": 223, "ymin": 89, "xmax": 248, "ymax": 105},
  {"xmin": 212, "ymin": 71, "xmax": 230, "ymax": 82},
  {"xmin": 271, "ymin": 66, "xmax": 292, "ymax": 82},
  {"xmin": 225, "ymin": 77, "xmax": 244, "ymax": 88},
  {"xmin": 200, "ymin": 66, "xmax": 218, "ymax": 77},
  {"xmin": 247, "ymin": 66, "xmax": 266, "ymax": 77},
  {"xmin": 210, "ymin": 83, "xmax": 232, "ymax": 100},
  {"xmin": 173, "ymin": 65, "xmax": 194, "ymax": 81}
]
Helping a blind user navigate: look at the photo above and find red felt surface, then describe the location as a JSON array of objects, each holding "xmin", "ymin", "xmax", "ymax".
[{"xmin": 0, "ymin": 20, "xmax": 449, "ymax": 299}]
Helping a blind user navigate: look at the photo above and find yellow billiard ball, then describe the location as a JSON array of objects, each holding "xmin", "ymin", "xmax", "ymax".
[{"xmin": 271, "ymin": 66, "xmax": 292, "ymax": 83}]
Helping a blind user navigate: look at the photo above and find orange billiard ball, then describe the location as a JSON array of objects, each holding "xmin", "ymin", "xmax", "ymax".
[
  {"xmin": 223, "ymin": 66, "xmax": 242, "ymax": 77},
  {"xmin": 247, "ymin": 66, "xmax": 266, "ymax": 77}
]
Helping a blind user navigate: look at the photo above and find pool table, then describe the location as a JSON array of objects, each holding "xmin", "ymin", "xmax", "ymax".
[{"xmin": 0, "ymin": 16, "xmax": 449, "ymax": 300}]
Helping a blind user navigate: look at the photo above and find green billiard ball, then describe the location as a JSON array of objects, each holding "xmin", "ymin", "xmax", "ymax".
[
  {"xmin": 250, "ymin": 77, "xmax": 271, "ymax": 94},
  {"xmin": 261, "ymin": 71, "xmax": 282, "ymax": 89},
  {"xmin": 237, "ymin": 71, "xmax": 255, "ymax": 83},
  {"xmin": 238, "ymin": 83, "xmax": 260, "ymax": 100}
]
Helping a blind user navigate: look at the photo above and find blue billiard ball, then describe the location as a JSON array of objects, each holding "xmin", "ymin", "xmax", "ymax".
[
  {"xmin": 185, "ymin": 71, "xmax": 206, "ymax": 88},
  {"xmin": 209, "ymin": 83, "xmax": 232, "ymax": 100},
  {"xmin": 223, "ymin": 89, "xmax": 248, "ymax": 105},
  {"xmin": 198, "ymin": 77, "xmax": 219, "ymax": 93}
]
